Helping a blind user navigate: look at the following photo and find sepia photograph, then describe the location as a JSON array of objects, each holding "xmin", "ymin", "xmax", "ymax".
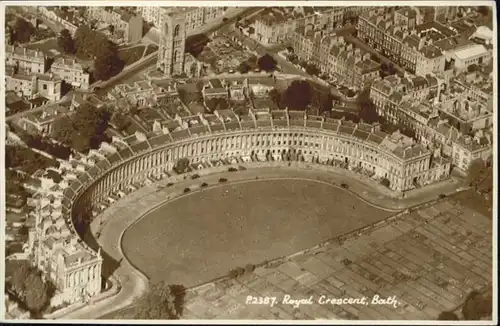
[{"xmin": 1, "ymin": 1, "xmax": 496, "ymax": 323}]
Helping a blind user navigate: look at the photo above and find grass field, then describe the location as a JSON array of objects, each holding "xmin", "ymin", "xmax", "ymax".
[{"xmin": 121, "ymin": 179, "xmax": 392, "ymax": 288}]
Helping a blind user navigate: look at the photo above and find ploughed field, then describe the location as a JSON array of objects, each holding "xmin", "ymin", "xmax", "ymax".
[{"xmin": 121, "ymin": 179, "xmax": 392, "ymax": 287}]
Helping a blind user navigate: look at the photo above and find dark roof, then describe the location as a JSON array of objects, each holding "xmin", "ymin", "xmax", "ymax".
[
  {"xmin": 106, "ymin": 152, "xmax": 121, "ymax": 165},
  {"xmin": 148, "ymin": 133, "xmax": 172, "ymax": 149},
  {"xmin": 130, "ymin": 141, "xmax": 150, "ymax": 154},
  {"xmin": 96, "ymin": 159, "xmax": 111, "ymax": 171},
  {"xmin": 119, "ymin": 147, "xmax": 133, "ymax": 160},
  {"xmin": 170, "ymin": 129, "xmax": 190, "ymax": 141},
  {"xmin": 87, "ymin": 166, "xmax": 100, "ymax": 179},
  {"xmin": 188, "ymin": 125, "xmax": 209, "ymax": 136}
]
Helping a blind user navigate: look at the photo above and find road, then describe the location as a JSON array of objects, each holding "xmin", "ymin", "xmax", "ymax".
[{"xmin": 59, "ymin": 163, "xmax": 465, "ymax": 320}]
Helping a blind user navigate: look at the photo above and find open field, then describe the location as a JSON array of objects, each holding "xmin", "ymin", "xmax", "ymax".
[{"xmin": 121, "ymin": 179, "xmax": 392, "ymax": 288}]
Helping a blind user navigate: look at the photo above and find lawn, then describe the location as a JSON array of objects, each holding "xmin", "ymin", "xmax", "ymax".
[
  {"xmin": 118, "ymin": 45, "xmax": 146, "ymax": 66},
  {"xmin": 25, "ymin": 37, "xmax": 59, "ymax": 56},
  {"xmin": 121, "ymin": 179, "xmax": 392, "ymax": 287},
  {"xmin": 144, "ymin": 44, "xmax": 158, "ymax": 56}
]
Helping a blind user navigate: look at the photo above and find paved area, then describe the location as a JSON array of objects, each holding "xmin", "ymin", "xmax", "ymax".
[
  {"xmin": 59, "ymin": 163, "xmax": 468, "ymax": 319},
  {"xmin": 181, "ymin": 200, "xmax": 492, "ymax": 320}
]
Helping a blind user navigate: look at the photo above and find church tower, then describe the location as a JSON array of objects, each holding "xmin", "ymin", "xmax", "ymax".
[{"xmin": 157, "ymin": 10, "xmax": 186, "ymax": 76}]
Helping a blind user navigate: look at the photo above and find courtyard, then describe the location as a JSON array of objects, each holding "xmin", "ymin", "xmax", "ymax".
[
  {"xmin": 121, "ymin": 178, "xmax": 392, "ymax": 288},
  {"xmin": 198, "ymin": 34, "xmax": 255, "ymax": 73}
]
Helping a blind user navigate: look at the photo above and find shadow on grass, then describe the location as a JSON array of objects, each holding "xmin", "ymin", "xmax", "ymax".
[
  {"xmin": 170, "ymin": 284, "xmax": 186, "ymax": 318},
  {"xmin": 142, "ymin": 21, "xmax": 152, "ymax": 37}
]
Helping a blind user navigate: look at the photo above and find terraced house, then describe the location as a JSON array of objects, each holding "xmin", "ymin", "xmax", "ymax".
[
  {"xmin": 5, "ymin": 69, "xmax": 63, "ymax": 102},
  {"xmin": 292, "ymin": 30, "xmax": 380, "ymax": 89},
  {"xmin": 50, "ymin": 58, "xmax": 91, "ymax": 90},
  {"xmin": 6, "ymin": 45, "xmax": 48, "ymax": 74},
  {"xmin": 254, "ymin": 6, "xmax": 370, "ymax": 45},
  {"xmin": 27, "ymin": 169, "xmax": 103, "ymax": 306},
  {"xmin": 87, "ymin": 6, "xmax": 143, "ymax": 43}
]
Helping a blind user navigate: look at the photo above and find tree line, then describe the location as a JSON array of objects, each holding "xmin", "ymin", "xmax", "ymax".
[
  {"xmin": 5, "ymin": 145, "xmax": 60, "ymax": 175},
  {"xmin": 9, "ymin": 123, "xmax": 73, "ymax": 160}
]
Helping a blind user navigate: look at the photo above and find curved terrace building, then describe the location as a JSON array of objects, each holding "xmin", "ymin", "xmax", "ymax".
[{"xmin": 29, "ymin": 109, "xmax": 451, "ymax": 305}]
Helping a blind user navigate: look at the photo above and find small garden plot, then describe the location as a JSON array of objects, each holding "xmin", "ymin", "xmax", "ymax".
[{"xmin": 118, "ymin": 45, "xmax": 146, "ymax": 66}]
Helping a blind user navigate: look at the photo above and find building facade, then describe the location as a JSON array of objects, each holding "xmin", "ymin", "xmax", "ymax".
[
  {"xmin": 28, "ymin": 172, "xmax": 103, "ymax": 305},
  {"xmin": 6, "ymin": 73, "xmax": 63, "ymax": 102},
  {"xmin": 357, "ymin": 7, "xmax": 458, "ymax": 76},
  {"xmin": 50, "ymin": 58, "xmax": 91, "ymax": 90},
  {"xmin": 6, "ymin": 45, "xmax": 47, "ymax": 74},
  {"xmin": 139, "ymin": 7, "xmax": 226, "ymax": 33},
  {"xmin": 24, "ymin": 105, "xmax": 456, "ymax": 306}
]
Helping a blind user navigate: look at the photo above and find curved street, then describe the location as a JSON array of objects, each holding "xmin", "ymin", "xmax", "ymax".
[{"xmin": 57, "ymin": 162, "xmax": 464, "ymax": 319}]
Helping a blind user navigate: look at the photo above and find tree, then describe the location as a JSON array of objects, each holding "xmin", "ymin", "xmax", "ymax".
[
  {"xmin": 24, "ymin": 272, "xmax": 50, "ymax": 315},
  {"xmin": 10, "ymin": 263, "xmax": 53, "ymax": 316},
  {"xmin": 11, "ymin": 260, "xmax": 32, "ymax": 297},
  {"xmin": 174, "ymin": 158, "xmax": 190, "ymax": 174},
  {"xmin": 287, "ymin": 53, "xmax": 299, "ymax": 65},
  {"xmin": 110, "ymin": 111, "xmax": 131, "ymax": 131},
  {"xmin": 467, "ymin": 159, "xmax": 486, "ymax": 186},
  {"xmin": 268, "ymin": 88, "xmax": 282, "ymax": 108},
  {"xmin": 74, "ymin": 25, "xmax": 93, "ymax": 57},
  {"xmin": 280, "ymin": 80, "xmax": 314, "ymax": 110},
  {"xmin": 93, "ymin": 48, "xmax": 125, "ymax": 81},
  {"xmin": 51, "ymin": 104, "xmax": 110, "ymax": 153},
  {"xmin": 305, "ymin": 63, "xmax": 320, "ymax": 76},
  {"xmin": 437, "ymin": 311, "xmax": 459, "ymax": 320},
  {"xmin": 312, "ymin": 91, "xmax": 335, "ymax": 114},
  {"xmin": 75, "ymin": 25, "xmax": 115, "ymax": 59},
  {"xmin": 357, "ymin": 89, "xmax": 379, "ymax": 124},
  {"xmin": 134, "ymin": 281, "xmax": 182, "ymax": 319},
  {"xmin": 462, "ymin": 291, "xmax": 483, "ymax": 320},
  {"xmin": 257, "ymin": 53, "xmax": 277, "ymax": 72},
  {"xmin": 57, "ymin": 29, "xmax": 75, "ymax": 54},
  {"xmin": 238, "ymin": 61, "xmax": 250, "ymax": 74},
  {"xmin": 13, "ymin": 18, "xmax": 35, "ymax": 43}
]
